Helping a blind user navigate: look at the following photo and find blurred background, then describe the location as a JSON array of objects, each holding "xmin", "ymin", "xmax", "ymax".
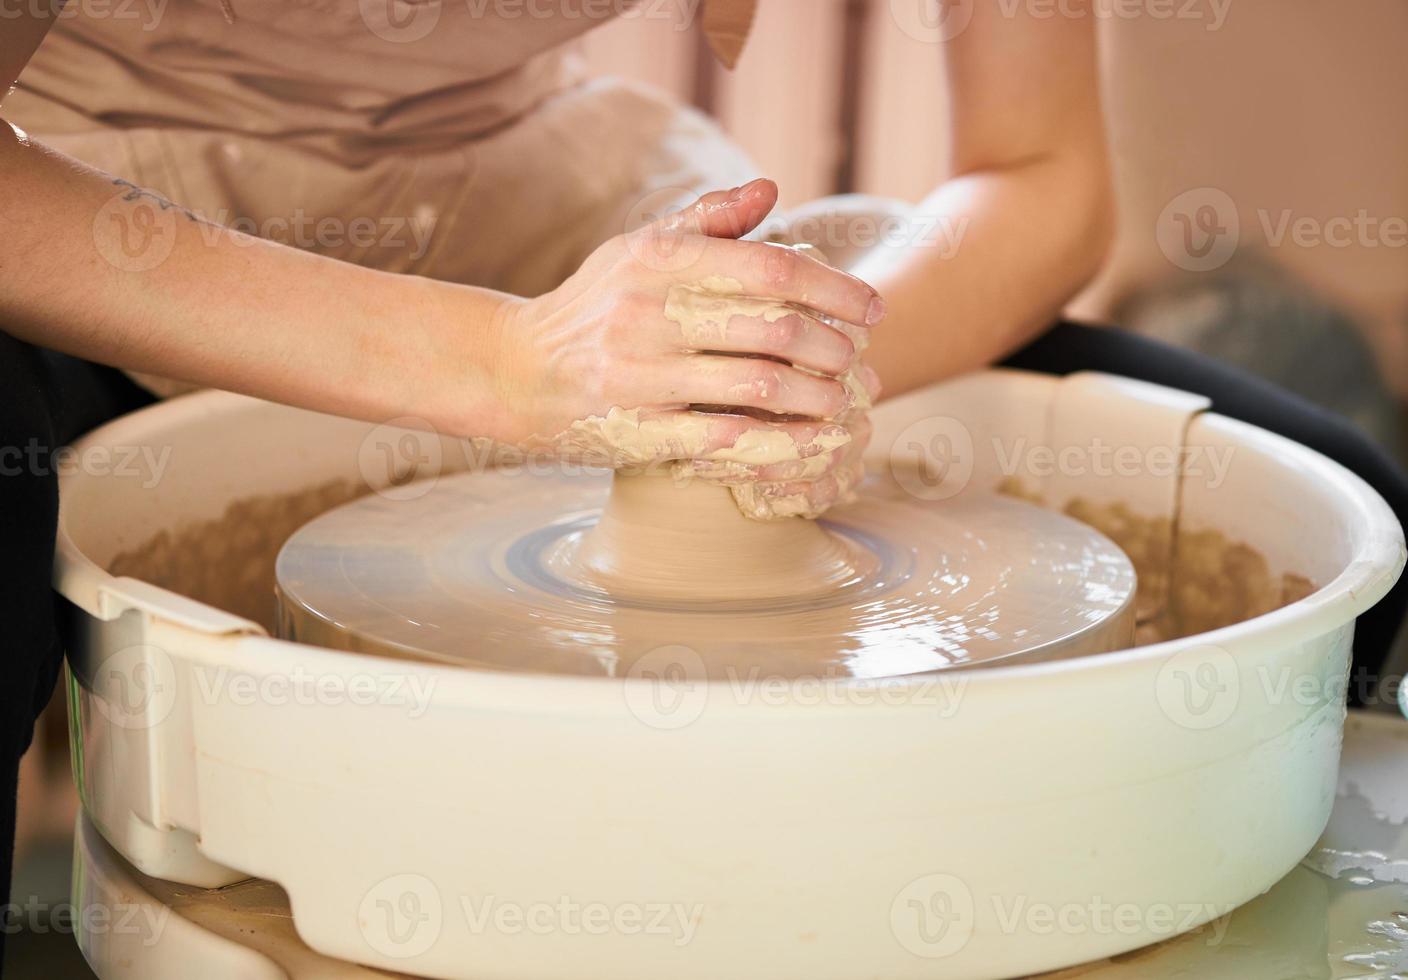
[{"xmin": 8, "ymin": 0, "xmax": 1408, "ymax": 974}]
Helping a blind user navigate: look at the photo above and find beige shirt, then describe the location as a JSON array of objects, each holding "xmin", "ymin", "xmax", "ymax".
[{"xmin": 9, "ymin": 0, "xmax": 761, "ymax": 298}]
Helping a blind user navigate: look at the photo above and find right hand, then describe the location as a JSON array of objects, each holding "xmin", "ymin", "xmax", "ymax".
[{"xmin": 484, "ymin": 178, "xmax": 886, "ymax": 490}]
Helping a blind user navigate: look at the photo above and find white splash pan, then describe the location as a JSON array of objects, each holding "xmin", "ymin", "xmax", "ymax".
[{"xmin": 53, "ymin": 370, "xmax": 1405, "ymax": 979}]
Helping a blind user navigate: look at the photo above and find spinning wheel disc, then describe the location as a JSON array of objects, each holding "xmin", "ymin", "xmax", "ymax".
[{"xmin": 276, "ymin": 469, "xmax": 1137, "ymax": 680}]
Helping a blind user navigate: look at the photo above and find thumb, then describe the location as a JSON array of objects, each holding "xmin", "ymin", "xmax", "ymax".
[{"xmin": 652, "ymin": 178, "xmax": 779, "ymax": 241}]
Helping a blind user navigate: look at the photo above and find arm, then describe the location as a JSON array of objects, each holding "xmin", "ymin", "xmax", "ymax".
[
  {"xmin": 0, "ymin": 7, "xmax": 523, "ymax": 435},
  {"xmin": 2, "ymin": 134, "xmax": 873, "ymax": 458},
  {"xmin": 2, "ymin": 11, "xmax": 879, "ymax": 494},
  {"xmin": 858, "ymin": 1, "xmax": 1113, "ymax": 397},
  {"xmin": 1, "ymin": 123, "xmax": 510, "ymax": 431}
]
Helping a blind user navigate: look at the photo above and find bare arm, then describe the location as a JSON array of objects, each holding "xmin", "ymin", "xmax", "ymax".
[
  {"xmin": 2, "ymin": 11, "xmax": 878, "ymax": 497},
  {"xmin": 0, "ymin": 124, "xmax": 517, "ymax": 431},
  {"xmin": 858, "ymin": 1, "xmax": 1113, "ymax": 396},
  {"xmin": 0, "ymin": 8, "xmax": 512, "ymax": 432}
]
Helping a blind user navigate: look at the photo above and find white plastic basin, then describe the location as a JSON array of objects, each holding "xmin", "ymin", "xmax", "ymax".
[{"xmin": 53, "ymin": 370, "xmax": 1405, "ymax": 979}]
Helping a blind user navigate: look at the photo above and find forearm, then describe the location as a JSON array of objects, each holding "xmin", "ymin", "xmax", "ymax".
[
  {"xmin": 0, "ymin": 120, "xmax": 512, "ymax": 435},
  {"xmin": 857, "ymin": 145, "xmax": 1113, "ymax": 398}
]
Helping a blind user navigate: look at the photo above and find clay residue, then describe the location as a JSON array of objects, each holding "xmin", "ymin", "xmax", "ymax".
[
  {"xmin": 551, "ymin": 407, "xmax": 715, "ymax": 467},
  {"xmin": 665, "ymin": 275, "xmax": 874, "ymax": 415},
  {"xmin": 550, "ymin": 407, "xmax": 854, "ymax": 521},
  {"xmin": 653, "ymin": 273, "xmax": 874, "ymax": 521},
  {"xmin": 724, "ymin": 465, "xmax": 862, "ymax": 521},
  {"xmin": 108, "ymin": 479, "xmax": 362, "ymax": 632},
  {"xmin": 1166, "ymin": 526, "xmax": 1316, "ymax": 638},
  {"xmin": 665, "ymin": 275, "xmax": 792, "ymax": 349},
  {"xmin": 997, "ymin": 478, "xmax": 1317, "ymax": 644}
]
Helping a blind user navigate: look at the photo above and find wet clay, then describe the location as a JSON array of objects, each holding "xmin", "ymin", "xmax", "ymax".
[
  {"xmin": 275, "ymin": 469, "xmax": 1138, "ymax": 680},
  {"xmin": 664, "ymin": 275, "xmax": 874, "ymax": 416},
  {"xmin": 564, "ymin": 473, "xmax": 872, "ymax": 601},
  {"xmin": 530, "ymin": 273, "xmax": 874, "ymax": 522},
  {"xmin": 551, "ymin": 407, "xmax": 850, "ymax": 470},
  {"xmin": 108, "ymin": 479, "xmax": 361, "ymax": 632},
  {"xmin": 997, "ymin": 476, "xmax": 1316, "ymax": 643},
  {"xmin": 1165, "ymin": 526, "xmax": 1315, "ymax": 637}
]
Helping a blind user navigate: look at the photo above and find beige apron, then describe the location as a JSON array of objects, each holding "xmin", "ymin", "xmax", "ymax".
[{"xmin": 8, "ymin": 0, "xmax": 762, "ymax": 389}]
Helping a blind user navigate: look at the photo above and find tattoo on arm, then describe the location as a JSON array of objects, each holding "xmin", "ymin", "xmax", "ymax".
[{"xmin": 112, "ymin": 178, "xmax": 205, "ymax": 224}]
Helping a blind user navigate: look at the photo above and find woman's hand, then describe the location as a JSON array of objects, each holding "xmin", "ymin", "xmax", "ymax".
[{"xmin": 480, "ymin": 178, "xmax": 885, "ymax": 517}]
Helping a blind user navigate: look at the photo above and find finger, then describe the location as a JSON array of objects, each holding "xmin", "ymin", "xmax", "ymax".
[
  {"xmin": 666, "ymin": 354, "xmax": 853, "ymax": 419},
  {"xmin": 840, "ymin": 413, "xmax": 873, "ymax": 454},
  {"xmin": 764, "ymin": 451, "xmax": 864, "ymax": 510},
  {"xmin": 646, "ymin": 178, "xmax": 779, "ymax": 242},
  {"xmin": 730, "ymin": 472, "xmax": 853, "ymax": 521},
  {"xmin": 680, "ymin": 237, "xmax": 886, "ymax": 328},
  {"xmin": 683, "ymin": 444, "xmax": 848, "ymax": 485},
  {"xmin": 857, "ymin": 363, "xmax": 883, "ymax": 405},
  {"xmin": 667, "ymin": 294, "xmax": 856, "ymax": 375},
  {"xmin": 610, "ymin": 410, "xmax": 850, "ymax": 467}
]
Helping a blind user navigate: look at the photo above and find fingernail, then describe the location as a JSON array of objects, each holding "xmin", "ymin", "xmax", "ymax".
[
  {"xmin": 865, "ymin": 295, "xmax": 887, "ymax": 326},
  {"xmin": 733, "ymin": 177, "xmax": 771, "ymax": 200}
]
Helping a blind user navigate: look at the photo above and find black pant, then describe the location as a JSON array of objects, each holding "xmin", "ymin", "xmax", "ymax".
[
  {"xmin": 0, "ymin": 332, "xmax": 152, "ymax": 961},
  {"xmin": 1, "ymin": 321, "xmax": 1405, "ymax": 938}
]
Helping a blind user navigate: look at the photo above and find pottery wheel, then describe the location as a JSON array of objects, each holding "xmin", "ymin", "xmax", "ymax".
[{"xmin": 275, "ymin": 468, "xmax": 1137, "ymax": 679}]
